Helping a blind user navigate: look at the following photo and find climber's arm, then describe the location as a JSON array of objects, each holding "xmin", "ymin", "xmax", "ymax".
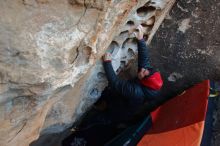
[
  {"xmin": 137, "ymin": 39, "xmax": 152, "ymax": 70},
  {"xmin": 103, "ymin": 53, "xmax": 145, "ymax": 100},
  {"xmin": 135, "ymin": 25, "xmax": 152, "ymax": 71}
]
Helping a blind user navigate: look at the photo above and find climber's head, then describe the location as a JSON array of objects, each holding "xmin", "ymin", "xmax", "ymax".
[{"xmin": 139, "ymin": 69, "xmax": 163, "ymax": 90}]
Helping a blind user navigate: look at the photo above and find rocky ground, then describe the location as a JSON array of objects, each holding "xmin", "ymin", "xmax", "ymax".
[{"xmin": 148, "ymin": 0, "xmax": 220, "ymax": 145}]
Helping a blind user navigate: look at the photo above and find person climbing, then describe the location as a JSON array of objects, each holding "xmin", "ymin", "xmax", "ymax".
[
  {"xmin": 101, "ymin": 25, "xmax": 163, "ymax": 121},
  {"xmin": 62, "ymin": 25, "xmax": 163, "ymax": 146}
]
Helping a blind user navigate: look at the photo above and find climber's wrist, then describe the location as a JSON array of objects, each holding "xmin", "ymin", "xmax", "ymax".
[
  {"xmin": 138, "ymin": 38, "xmax": 144, "ymax": 41},
  {"xmin": 102, "ymin": 53, "xmax": 112, "ymax": 62},
  {"xmin": 103, "ymin": 60, "xmax": 112, "ymax": 62}
]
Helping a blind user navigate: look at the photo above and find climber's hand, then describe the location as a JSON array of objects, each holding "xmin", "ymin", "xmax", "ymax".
[
  {"xmin": 134, "ymin": 25, "xmax": 144, "ymax": 40},
  {"xmin": 103, "ymin": 53, "xmax": 112, "ymax": 62}
]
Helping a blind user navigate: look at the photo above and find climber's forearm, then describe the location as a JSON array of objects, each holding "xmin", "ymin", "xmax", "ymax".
[
  {"xmin": 137, "ymin": 39, "xmax": 152, "ymax": 70},
  {"xmin": 103, "ymin": 61, "xmax": 118, "ymax": 85}
]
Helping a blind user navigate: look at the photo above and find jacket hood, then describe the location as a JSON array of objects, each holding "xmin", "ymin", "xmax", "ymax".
[{"xmin": 140, "ymin": 72, "xmax": 163, "ymax": 90}]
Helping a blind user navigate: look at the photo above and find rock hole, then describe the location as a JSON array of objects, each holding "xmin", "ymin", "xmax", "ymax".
[
  {"xmin": 134, "ymin": 28, "xmax": 139, "ymax": 34},
  {"xmin": 97, "ymin": 72, "xmax": 105, "ymax": 80},
  {"xmin": 89, "ymin": 88, "xmax": 99, "ymax": 99},
  {"xmin": 107, "ymin": 41, "xmax": 119, "ymax": 57},
  {"xmin": 120, "ymin": 61, "xmax": 126, "ymax": 68},
  {"xmin": 126, "ymin": 20, "xmax": 135, "ymax": 26},
  {"xmin": 119, "ymin": 30, "xmax": 129, "ymax": 37},
  {"xmin": 136, "ymin": 6, "xmax": 156, "ymax": 17},
  {"xmin": 141, "ymin": 17, "xmax": 155, "ymax": 28},
  {"xmin": 116, "ymin": 61, "xmax": 126, "ymax": 73},
  {"xmin": 149, "ymin": 0, "xmax": 166, "ymax": 9},
  {"xmin": 75, "ymin": 46, "xmax": 92, "ymax": 67},
  {"xmin": 83, "ymin": 46, "xmax": 92, "ymax": 58},
  {"xmin": 146, "ymin": 16, "xmax": 155, "ymax": 26},
  {"xmin": 122, "ymin": 38, "xmax": 137, "ymax": 50},
  {"xmin": 120, "ymin": 20, "xmax": 135, "ymax": 33},
  {"xmin": 143, "ymin": 34, "xmax": 148, "ymax": 41},
  {"xmin": 128, "ymin": 48, "xmax": 135, "ymax": 58},
  {"xmin": 141, "ymin": 23, "xmax": 148, "ymax": 27},
  {"xmin": 122, "ymin": 38, "xmax": 130, "ymax": 49},
  {"xmin": 150, "ymin": 1, "xmax": 156, "ymax": 5}
]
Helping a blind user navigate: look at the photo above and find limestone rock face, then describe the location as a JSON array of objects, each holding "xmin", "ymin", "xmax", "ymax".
[{"xmin": 0, "ymin": 0, "xmax": 175, "ymax": 146}]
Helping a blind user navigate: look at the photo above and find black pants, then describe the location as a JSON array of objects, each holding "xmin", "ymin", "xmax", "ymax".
[{"xmin": 62, "ymin": 87, "xmax": 142, "ymax": 146}]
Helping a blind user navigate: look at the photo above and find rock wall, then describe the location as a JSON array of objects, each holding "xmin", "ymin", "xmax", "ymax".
[{"xmin": 0, "ymin": 0, "xmax": 175, "ymax": 146}]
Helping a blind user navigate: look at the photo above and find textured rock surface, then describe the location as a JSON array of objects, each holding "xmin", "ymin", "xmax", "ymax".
[{"xmin": 0, "ymin": 0, "xmax": 175, "ymax": 146}]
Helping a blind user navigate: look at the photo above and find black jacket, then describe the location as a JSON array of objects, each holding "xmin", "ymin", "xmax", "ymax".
[{"xmin": 103, "ymin": 39, "xmax": 160, "ymax": 104}]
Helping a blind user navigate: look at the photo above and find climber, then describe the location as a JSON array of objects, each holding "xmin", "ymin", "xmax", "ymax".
[
  {"xmin": 100, "ymin": 25, "xmax": 163, "ymax": 122},
  {"xmin": 62, "ymin": 25, "xmax": 163, "ymax": 146}
]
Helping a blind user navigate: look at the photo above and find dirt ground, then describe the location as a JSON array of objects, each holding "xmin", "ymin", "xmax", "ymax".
[{"xmin": 148, "ymin": 1, "xmax": 220, "ymax": 145}]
